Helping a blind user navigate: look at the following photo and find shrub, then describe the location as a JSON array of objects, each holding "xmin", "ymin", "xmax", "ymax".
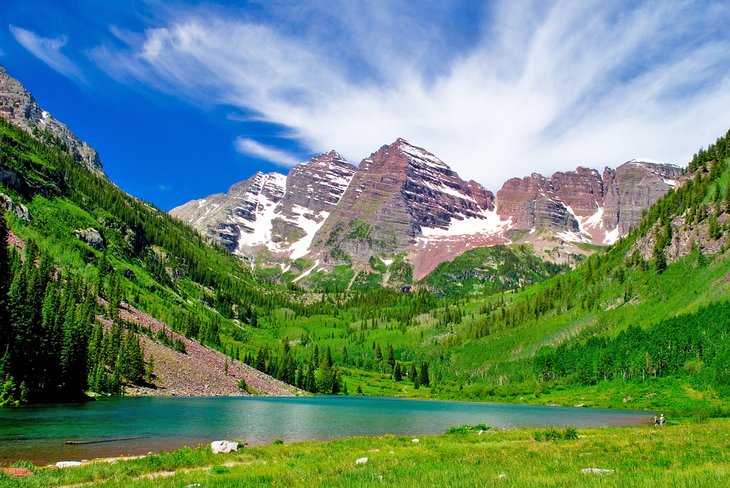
[
  {"xmin": 533, "ymin": 426, "xmax": 578, "ymax": 441},
  {"xmin": 445, "ymin": 424, "xmax": 489, "ymax": 434}
]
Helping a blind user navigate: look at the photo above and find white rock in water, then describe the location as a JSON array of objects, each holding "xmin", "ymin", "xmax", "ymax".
[
  {"xmin": 581, "ymin": 468, "xmax": 614, "ymax": 475},
  {"xmin": 210, "ymin": 440, "xmax": 239, "ymax": 454},
  {"xmin": 56, "ymin": 461, "xmax": 82, "ymax": 468},
  {"xmin": 355, "ymin": 457, "xmax": 368, "ymax": 464}
]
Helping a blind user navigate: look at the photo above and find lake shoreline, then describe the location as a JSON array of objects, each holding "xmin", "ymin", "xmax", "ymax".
[{"xmin": 2, "ymin": 419, "xmax": 727, "ymax": 486}]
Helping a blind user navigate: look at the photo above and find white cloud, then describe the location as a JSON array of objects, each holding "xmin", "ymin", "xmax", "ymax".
[
  {"xmin": 234, "ymin": 137, "xmax": 301, "ymax": 168},
  {"xmin": 9, "ymin": 25, "xmax": 84, "ymax": 81},
  {"xmin": 91, "ymin": 0, "xmax": 730, "ymax": 190}
]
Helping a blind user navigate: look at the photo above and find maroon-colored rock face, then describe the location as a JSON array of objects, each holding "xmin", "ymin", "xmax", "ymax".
[
  {"xmin": 311, "ymin": 138, "xmax": 497, "ymax": 264},
  {"xmin": 170, "ymin": 151, "xmax": 356, "ymax": 260},
  {"xmin": 496, "ymin": 173, "xmax": 554, "ymax": 230},
  {"xmin": 172, "ymin": 136, "xmax": 679, "ymax": 285},
  {"xmin": 551, "ymin": 167, "xmax": 604, "ymax": 217},
  {"xmin": 602, "ymin": 161, "xmax": 682, "ymax": 233},
  {"xmin": 496, "ymin": 160, "xmax": 679, "ymax": 241}
]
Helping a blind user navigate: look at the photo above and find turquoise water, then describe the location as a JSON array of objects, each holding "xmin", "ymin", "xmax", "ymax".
[{"xmin": 0, "ymin": 396, "xmax": 652, "ymax": 464}]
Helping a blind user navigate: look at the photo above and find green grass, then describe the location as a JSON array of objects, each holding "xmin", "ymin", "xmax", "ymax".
[{"xmin": 3, "ymin": 420, "xmax": 729, "ymax": 487}]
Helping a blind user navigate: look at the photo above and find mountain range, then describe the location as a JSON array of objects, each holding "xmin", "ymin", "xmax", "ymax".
[{"xmin": 171, "ymin": 137, "xmax": 680, "ymax": 284}]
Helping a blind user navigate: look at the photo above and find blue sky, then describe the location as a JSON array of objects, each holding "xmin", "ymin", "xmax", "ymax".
[{"xmin": 1, "ymin": 1, "xmax": 729, "ymax": 210}]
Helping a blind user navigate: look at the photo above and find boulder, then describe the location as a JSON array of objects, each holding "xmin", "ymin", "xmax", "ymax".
[
  {"xmin": 210, "ymin": 440, "xmax": 239, "ymax": 454},
  {"xmin": 56, "ymin": 461, "xmax": 82, "ymax": 468},
  {"xmin": 1, "ymin": 467, "xmax": 33, "ymax": 478},
  {"xmin": 581, "ymin": 468, "xmax": 614, "ymax": 475},
  {"xmin": 74, "ymin": 227, "xmax": 105, "ymax": 250},
  {"xmin": 355, "ymin": 457, "xmax": 368, "ymax": 465},
  {"xmin": 0, "ymin": 193, "xmax": 30, "ymax": 220}
]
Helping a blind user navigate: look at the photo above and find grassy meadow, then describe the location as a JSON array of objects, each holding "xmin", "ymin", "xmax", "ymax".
[{"xmin": 2, "ymin": 419, "xmax": 729, "ymax": 487}]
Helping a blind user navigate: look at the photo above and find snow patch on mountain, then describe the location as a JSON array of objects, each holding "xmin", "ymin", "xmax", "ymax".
[
  {"xmin": 287, "ymin": 209, "xmax": 331, "ymax": 261},
  {"xmin": 420, "ymin": 210, "xmax": 509, "ymax": 238}
]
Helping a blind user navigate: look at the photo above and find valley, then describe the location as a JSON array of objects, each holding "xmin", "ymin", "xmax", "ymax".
[{"xmin": 0, "ymin": 59, "xmax": 729, "ymax": 485}]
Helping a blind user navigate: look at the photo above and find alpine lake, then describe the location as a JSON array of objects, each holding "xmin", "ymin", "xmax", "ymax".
[{"xmin": 0, "ymin": 396, "xmax": 653, "ymax": 465}]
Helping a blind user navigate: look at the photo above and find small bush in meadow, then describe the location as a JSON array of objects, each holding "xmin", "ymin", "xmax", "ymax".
[
  {"xmin": 445, "ymin": 423, "xmax": 489, "ymax": 434},
  {"xmin": 563, "ymin": 426, "xmax": 578, "ymax": 440},
  {"xmin": 533, "ymin": 426, "xmax": 578, "ymax": 441}
]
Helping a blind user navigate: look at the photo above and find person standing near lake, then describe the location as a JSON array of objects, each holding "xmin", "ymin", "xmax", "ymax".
[
  {"xmin": 653, "ymin": 416, "xmax": 659, "ymax": 427},
  {"xmin": 660, "ymin": 414, "xmax": 665, "ymax": 427}
]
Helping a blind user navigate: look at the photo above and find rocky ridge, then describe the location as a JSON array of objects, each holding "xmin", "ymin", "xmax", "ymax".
[
  {"xmin": 173, "ymin": 138, "xmax": 680, "ymax": 283},
  {"xmin": 0, "ymin": 64, "xmax": 103, "ymax": 173},
  {"xmin": 497, "ymin": 160, "xmax": 682, "ymax": 245},
  {"xmin": 170, "ymin": 152, "xmax": 356, "ymax": 263}
]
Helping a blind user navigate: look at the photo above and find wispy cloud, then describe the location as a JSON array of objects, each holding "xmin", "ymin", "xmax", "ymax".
[
  {"xmin": 91, "ymin": 0, "xmax": 730, "ymax": 189},
  {"xmin": 234, "ymin": 137, "xmax": 301, "ymax": 168},
  {"xmin": 9, "ymin": 25, "xmax": 84, "ymax": 81}
]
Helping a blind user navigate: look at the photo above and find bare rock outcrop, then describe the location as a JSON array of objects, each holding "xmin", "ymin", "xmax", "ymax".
[
  {"xmin": 496, "ymin": 160, "xmax": 680, "ymax": 244},
  {"xmin": 171, "ymin": 138, "xmax": 680, "ymax": 285},
  {"xmin": 0, "ymin": 64, "xmax": 103, "ymax": 173},
  {"xmin": 311, "ymin": 138, "xmax": 498, "ymax": 269},
  {"xmin": 170, "ymin": 151, "xmax": 356, "ymax": 263}
]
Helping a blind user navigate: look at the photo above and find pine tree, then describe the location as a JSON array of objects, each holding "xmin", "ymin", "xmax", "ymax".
[
  {"xmin": 331, "ymin": 368, "xmax": 341, "ymax": 394},
  {"xmin": 408, "ymin": 363, "xmax": 417, "ymax": 383},
  {"xmin": 306, "ymin": 362, "xmax": 317, "ymax": 393},
  {"xmin": 145, "ymin": 355, "xmax": 154, "ymax": 383},
  {"xmin": 420, "ymin": 362, "xmax": 430, "ymax": 387},
  {"xmin": 393, "ymin": 362, "xmax": 402, "ymax": 381},
  {"xmin": 0, "ymin": 207, "xmax": 10, "ymax": 354}
]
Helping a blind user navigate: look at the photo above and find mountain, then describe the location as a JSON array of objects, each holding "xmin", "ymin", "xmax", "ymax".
[
  {"xmin": 498, "ymin": 160, "xmax": 681, "ymax": 243},
  {"xmin": 170, "ymin": 151, "xmax": 356, "ymax": 264},
  {"xmin": 173, "ymin": 138, "xmax": 679, "ymax": 285},
  {"xmin": 0, "ymin": 65, "xmax": 102, "ymax": 173}
]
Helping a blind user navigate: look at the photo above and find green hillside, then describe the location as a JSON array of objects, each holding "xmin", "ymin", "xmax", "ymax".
[
  {"xmin": 421, "ymin": 244, "xmax": 569, "ymax": 298},
  {"xmin": 0, "ymin": 118, "xmax": 329, "ymax": 403}
]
